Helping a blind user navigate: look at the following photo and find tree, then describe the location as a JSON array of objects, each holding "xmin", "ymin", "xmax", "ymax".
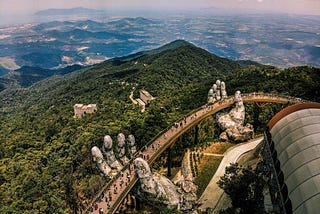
[{"xmin": 217, "ymin": 163, "xmax": 265, "ymax": 214}]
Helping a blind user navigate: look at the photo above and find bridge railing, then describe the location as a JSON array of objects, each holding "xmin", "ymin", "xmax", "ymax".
[{"xmin": 241, "ymin": 92, "xmax": 306, "ymax": 104}]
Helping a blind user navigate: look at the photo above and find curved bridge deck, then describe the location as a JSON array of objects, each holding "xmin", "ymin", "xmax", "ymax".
[{"xmin": 85, "ymin": 93, "xmax": 303, "ymax": 214}]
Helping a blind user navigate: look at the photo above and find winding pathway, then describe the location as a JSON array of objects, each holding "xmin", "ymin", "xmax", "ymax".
[{"xmin": 198, "ymin": 137, "xmax": 264, "ymax": 211}]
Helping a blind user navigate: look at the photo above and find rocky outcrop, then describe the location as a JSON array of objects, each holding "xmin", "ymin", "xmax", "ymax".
[
  {"xmin": 225, "ymin": 124, "xmax": 254, "ymax": 142},
  {"xmin": 134, "ymin": 157, "xmax": 197, "ymax": 212},
  {"xmin": 174, "ymin": 150, "xmax": 198, "ymax": 211},
  {"xmin": 180, "ymin": 149, "xmax": 193, "ymax": 182},
  {"xmin": 216, "ymin": 90, "xmax": 254, "ymax": 143}
]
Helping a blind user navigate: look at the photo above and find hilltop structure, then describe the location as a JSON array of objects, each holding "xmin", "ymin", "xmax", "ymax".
[
  {"xmin": 73, "ymin": 104, "xmax": 97, "ymax": 118},
  {"xmin": 139, "ymin": 89, "xmax": 155, "ymax": 104},
  {"xmin": 130, "ymin": 89, "xmax": 155, "ymax": 113}
]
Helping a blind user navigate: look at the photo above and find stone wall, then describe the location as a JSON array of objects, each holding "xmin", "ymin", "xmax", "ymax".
[{"xmin": 74, "ymin": 104, "xmax": 97, "ymax": 118}]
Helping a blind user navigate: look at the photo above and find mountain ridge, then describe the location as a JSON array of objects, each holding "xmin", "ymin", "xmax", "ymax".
[
  {"xmin": 35, "ymin": 7, "xmax": 104, "ymax": 16},
  {"xmin": 0, "ymin": 40, "xmax": 319, "ymax": 214},
  {"xmin": 0, "ymin": 39, "xmax": 240, "ymax": 112},
  {"xmin": 0, "ymin": 64, "xmax": 85, "ymax": 89},
  {"xmin": 112, "ymin": 39, "xmax": 195, "ymax": 62},
  {"xmin": 1, "ymin": 39, "xmax": 318, "ymax": 115},
  {"xmin": 0, "ymin": 40, "xmax": 234, "ymax": 91}
]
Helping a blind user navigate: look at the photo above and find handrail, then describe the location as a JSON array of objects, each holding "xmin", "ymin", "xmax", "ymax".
[
  {"xmin": 108, "ymin": 177, "xmax": 138, "ymax": 213},
  {"xmin": 83, "ymin": 92, "xmax": 306, "ymax": 214}
]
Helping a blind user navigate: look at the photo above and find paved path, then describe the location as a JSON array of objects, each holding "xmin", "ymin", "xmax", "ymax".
[
  {"xmin": 197, "ymin": 152, "xmax": 224, "ymax": 157},
  {"xmin": 129, "ymin": 91, "xmax": 138, "ymax": 105},
  {"xmin": 198, "ymin": 137, "xmax": 264, "ymax": 212}
]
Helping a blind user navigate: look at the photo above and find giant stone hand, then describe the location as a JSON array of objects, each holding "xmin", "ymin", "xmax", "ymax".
[
  {"xmin": 91, "ymin": 146, "xmax": 112, "ymax": 177},
  {"xmin": 216, "ymin": 90, "xmax": 254, "ymax": 142},
  {"xmin": 102, "ymin": 135, "xmax": 123, "ymax": 171},
  {"xmin": 134, "ymin": 157, "xmax": 197, "ymax": 211}
]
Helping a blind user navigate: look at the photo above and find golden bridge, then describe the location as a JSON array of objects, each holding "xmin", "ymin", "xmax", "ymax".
[{"xmin": 84, "ymin": 93, "xmax": 304, "ymax": 214}]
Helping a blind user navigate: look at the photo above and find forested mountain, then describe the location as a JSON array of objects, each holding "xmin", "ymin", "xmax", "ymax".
[
  {"xmin": 0, "ymin": 65, "xmax": 84, "ymax": 90},
  {"xmin": 0, "ymin": 40, "xmax": 319, "ymax": 213}
]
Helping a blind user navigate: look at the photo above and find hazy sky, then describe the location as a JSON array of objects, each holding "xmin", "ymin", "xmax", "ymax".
[{"xmin": 0, "ymin": 0, "xmax": 319, "ymax": 15}]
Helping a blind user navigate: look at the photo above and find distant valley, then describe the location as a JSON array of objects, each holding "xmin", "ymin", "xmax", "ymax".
[{"xmin": 0, "ymin": 10, "xmax": 319, "ymax": 77}]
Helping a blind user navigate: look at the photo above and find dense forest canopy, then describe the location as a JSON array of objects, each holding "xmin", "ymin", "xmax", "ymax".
[{"xmin": 0, "ymin": 40, "xmax": 319, "ymax": 213}]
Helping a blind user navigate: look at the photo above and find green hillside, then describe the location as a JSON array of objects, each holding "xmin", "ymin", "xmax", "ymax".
[
  {"xmin": 0, "ymin": 64, "xmax": 85, "ymax": 91},
  {"xmin": 0, "ymin": 40, "xmax": 319, "ymax": 213}
]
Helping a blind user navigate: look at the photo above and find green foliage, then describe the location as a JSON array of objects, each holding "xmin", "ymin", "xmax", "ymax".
[
  {"xmin": 244, "ymin": 103, "xmax": 288, "ymax": 134},
  {"xmin": 0, "ymin": 41, "xmax": 318, "ymax": 213},
  {"xmin": 227, "ymin": 65, "xmax": 320, "ymax": 102},
  {"xmin": 197, "ymin": 207, "xmax": 214, "ymax": 214},
  {"xmin": 160, "ymin": 208, "xmax": 181, "ymax": 214},
  {"xmin": 217, "ymin": 163, "xmax": 265, "ymax": 214},
  {"xmin": 195, "ymin": 156, "xmax": 223, "ymax": 197}
]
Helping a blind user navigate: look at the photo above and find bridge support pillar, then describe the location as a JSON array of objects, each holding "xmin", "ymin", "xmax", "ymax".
[{"xmin": 167, "ymin": 147, "xmax": 172, "ymax": 177}]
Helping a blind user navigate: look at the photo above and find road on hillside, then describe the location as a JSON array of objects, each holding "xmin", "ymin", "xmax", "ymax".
[{"xmin": 198, "ymin": 137, "xmax": 264, "ymax": 212}]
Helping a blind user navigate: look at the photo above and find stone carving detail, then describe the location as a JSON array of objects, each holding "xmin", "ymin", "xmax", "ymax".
[
  {"xmin": 91, "ymin": 146, "xmax": 112, "ymax": 177},
  {"xmin": 221, "ymin": 81, "xmax": 227, "ymax": 99},
  {"xmin": 225, "ymin": 124, "xmax": 254, "ymax": 142},
  {"xmin": 92, "ymin": 134, "xmax": 138, "ymax": 177},
  {"xmin": 127, "ymin": 134, "xmax": 137, "ymax": 159},
  {"xmin": 218, "ymin": 91, "xmax": 245, "ymax": 129},
  {"xmin": 134, "ymin": 157, "xmax": 197, "ymax": 211},
  {"xmin": 174, "ymin": 150, "xmax": 198, "ymax": 210},
  {"xmin": 102, "ymin": 135, "xmax": 123, "ymax": 171},
  {"xmin": 208, "ymin": 79, "xmax": 227, "ymax": 104},
  {"xmin": 216, "ymin": 90, "xmax": 254, "ymax": 142},
  {"xmin": 207, "ymin": 88, "xmax": 215, "ymax": 104},
  {"xmin": 216, "ymin": 80, "xmax": 221, "ymax": 100},
  {"xmin": 116, "ymin": 133, "xmax": 129, "ymax": 165}
]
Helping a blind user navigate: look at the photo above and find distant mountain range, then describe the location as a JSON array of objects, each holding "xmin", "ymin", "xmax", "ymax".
[
  {"xmin": 0, "ymin": 14, "xmax": 319, "ymax": 76},
  {"xmin": 0, "ymin": 64, "xmax": 84, "ymax": 90},
  {"xmin": 34, "ymin": 7, "xmax": 104, "ymax": 16},
  {"xmin": 0, "ymin": 67, "xmax": 9, "ymax": 76},
  {"xmin": 0, "ymin": 40, "xmax": 262, "ymax": 92},
  {"xmin": 1, "ymin": 40, "xmax": 319, "ymax": 108}
]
